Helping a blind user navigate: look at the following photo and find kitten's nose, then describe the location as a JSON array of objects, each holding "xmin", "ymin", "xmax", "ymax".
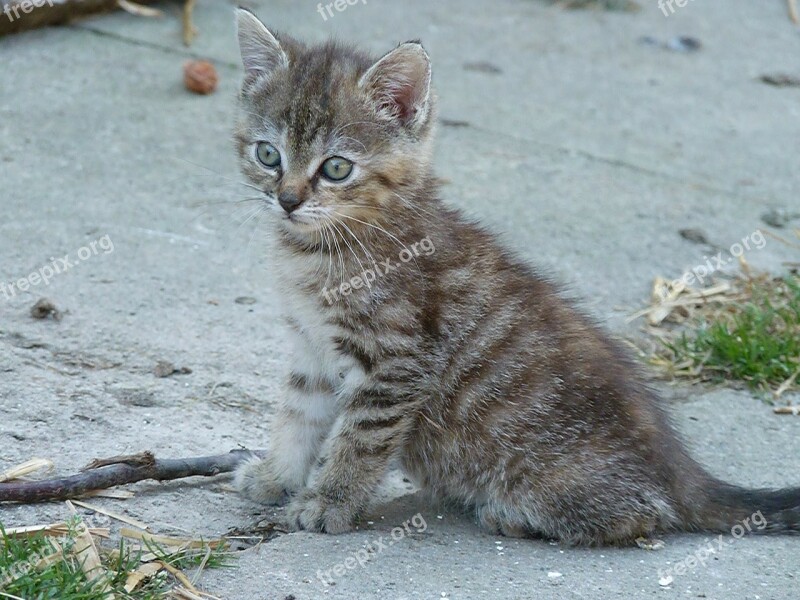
[{"xmin": 278, "ymin": 191, "xmax": 303, "ymax": 214}]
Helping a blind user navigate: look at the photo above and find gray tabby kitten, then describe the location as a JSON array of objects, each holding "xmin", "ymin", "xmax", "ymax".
[{"xmin": 232, "ymin": 9, "xmax": 799, "ymax": 545}]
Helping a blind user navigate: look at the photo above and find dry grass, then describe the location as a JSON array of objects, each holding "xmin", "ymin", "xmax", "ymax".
[
  {"xmin": 0, "ymin": 509, "xmax": 232, "ymax": 600},
  {"xmin": 632, "ymin": 231, "xmax": 800, "ymax": 403}
]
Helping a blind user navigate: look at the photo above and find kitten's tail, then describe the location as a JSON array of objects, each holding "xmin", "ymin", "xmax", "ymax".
[{"xmin": 686, "ymin": 477, "xmax": 800, "ymax": 535}]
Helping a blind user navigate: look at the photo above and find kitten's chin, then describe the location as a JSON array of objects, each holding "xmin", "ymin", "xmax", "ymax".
[
  {"xmin": 279, "ymin": 213, "xmax": 317, "ymax": 232},
  {"xmin": 275, "ymin": 213, "xmax": 323, "ymax": 243}
]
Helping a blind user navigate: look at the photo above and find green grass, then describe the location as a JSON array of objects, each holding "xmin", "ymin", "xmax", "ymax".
[
  {"xmin": 657, "ymin": 274, "xmax": 800, "ymax": 397},
  {"xmin": 1, "ymin": 517, "xmax": 233, "ymax": 600},
  {"xmin": 140, "ymin": 536, "xmax": 234, "ymax": 572}
]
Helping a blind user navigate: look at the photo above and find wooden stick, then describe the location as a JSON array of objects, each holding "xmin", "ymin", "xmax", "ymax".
[
  {"xmin": 82, "ymin": 452, "xmax": 155, "ymax": 471},
  {"xmin": 182, "ymin": 0, "xmax": 197, "ymax": 46},
  {"xmin": 789, "ymin": 0, "xmax": 799, "ymax": 24},
  {"xmin": 0, "ymin": 449, "xmax": 260, "ymax": 503}
]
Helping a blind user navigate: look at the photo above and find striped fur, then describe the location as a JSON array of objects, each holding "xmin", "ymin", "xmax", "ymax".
[{"xmin": 232, "ymin": 10, "xmax": 800, "ymax": 545}]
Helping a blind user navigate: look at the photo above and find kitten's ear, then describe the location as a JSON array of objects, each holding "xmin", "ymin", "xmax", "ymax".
[
  {"xmin": 235, "ymin": 8, "xmax": 288, "ymax": 81},
  {"xmin": 360, "ymin": 42, "xmax": 432, "ymax": 129}
]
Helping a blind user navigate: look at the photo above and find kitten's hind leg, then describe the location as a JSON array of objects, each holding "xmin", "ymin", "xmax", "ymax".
[
  {"xmin": 476, "ymin": 503, "xmax": 538, "ymax": 539},
  {"xmin": 236, "ymin": 371, "xmax": 337, "ymax": 504}
]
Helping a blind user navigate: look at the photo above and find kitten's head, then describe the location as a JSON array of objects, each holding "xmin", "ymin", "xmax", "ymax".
[{"xmin": 234, "ymin": 9, "xmax": 436, "ymax": 240}]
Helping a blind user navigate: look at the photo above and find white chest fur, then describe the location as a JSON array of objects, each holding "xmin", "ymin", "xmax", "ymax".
[{"xmin": 271, "ymin": 241, "xmax": 367, "ymax": 400}]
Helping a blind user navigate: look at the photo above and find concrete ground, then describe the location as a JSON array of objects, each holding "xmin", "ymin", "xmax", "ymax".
[{"xmin": 1, "ymin": 0, "xmax": 799, "ymax": 598}]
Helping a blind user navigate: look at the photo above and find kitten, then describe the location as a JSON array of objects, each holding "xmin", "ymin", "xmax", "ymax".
[{"xmin": 231, "ymin": 8, "xmax": 800, "ymax": 545}]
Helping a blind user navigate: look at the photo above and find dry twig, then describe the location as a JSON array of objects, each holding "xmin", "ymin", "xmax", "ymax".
[
  {"xmin": 0, "ymin": 450, "xmax": 260, "ymax": 503},
  {"xmin": 774, "ymin": 365, "xmax": 800, "ymax": 401},
  {"xmin": 182, "ymin": 0, "xmax": 197, "ymax": 46},
  {"xmin": 789, "ymin": 0, "xmax": 799, "ymax": 24}
]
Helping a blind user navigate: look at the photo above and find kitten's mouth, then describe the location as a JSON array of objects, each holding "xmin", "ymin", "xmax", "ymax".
[
  {"xmin": 284, "ymin": 212, "xmax": 306, "ymax": 224},
  {"xmin": 280, "ymin": 212, "xmax": 319, "ymax": 233}
]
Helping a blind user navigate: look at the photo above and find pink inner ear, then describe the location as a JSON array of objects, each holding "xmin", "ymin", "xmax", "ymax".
[
  {"xmin": 379, "ymin": 91, "xmax": 416, "ymax": 122},
  {"xmin": 363, "ymin": 45, "xmax": 430, "ymax": 126},
  {"xmin": 376, "ymin": 75, "xmax": 420, "ymax": 124},
  {"xmin": 391, "ymin": 86, "xmax": 418, "ymax": 122}
]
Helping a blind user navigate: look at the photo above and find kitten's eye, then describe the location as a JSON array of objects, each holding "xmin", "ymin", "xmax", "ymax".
[
  {"xmin": 256, "ymin": 142, "xmax": 281, "ymax": 168},
  {"xmin": 320, "ymin": 156, "xmax": 353, "ymax": 182}
]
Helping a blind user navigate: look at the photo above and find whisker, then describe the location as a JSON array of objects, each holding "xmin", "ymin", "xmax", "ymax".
[
  {"xmin": 311, "ymin": 217, "xmax": 331, "ymax": 281},
  {"xmin": 389, "ymin": 190, "xmax": 437, "ymax": 220},
  {"xmin": 238, "ymin": 204, "xmax": 265, "ymax": 235},
  {"xmin": 330, "ymin": 120, "xmax": 385, "ymax": 138},
  {"xmin": 333, "ymin": 216, "xmax": 377, "ymax": 271},
  {"xmin": 172, "ymin": 157, "xmax": 264, "ymax": 193},
  {"xmin": 319, "ymin": 221, "xmax": 334, "ymax": 286},
  {"xmin": 330, "ymin": 203, "xmax": 391, "ymax": 213},
  {"xmin": 190, "ymin": 196, "xmax": 261, "ymax": 229},
  {"xmin": 245, "ymin": 206, "xmax": 267, "ymax": 258},
  {"xmin": 189, "ymin": 196, "xmax": 261, "ymax": 208},
  {"xmin": 330, "ymin": 217, "xmax": 368, "ymax": 286},
  {"xmin": 332, "ymin": 212, "xmax": 423, "ymax": 276},
  {"xmin": 337, "ymin": 135, "xmax": 368, "ymax": 153},
  {"xmin": 328, "ymin": 219, "xmax": 347, "ymax": 292},
  {"xmin": 332, "ymin": 212, "xmax": 406, "ymax": 253}
]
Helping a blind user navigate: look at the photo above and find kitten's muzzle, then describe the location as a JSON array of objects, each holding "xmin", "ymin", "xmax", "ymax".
[{"xmin": 278, "ymin": 190, "xmax": 304, "ymax": 214}]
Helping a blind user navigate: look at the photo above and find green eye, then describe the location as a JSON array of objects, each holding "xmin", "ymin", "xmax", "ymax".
[
  {"xmin": 256, "ymin": 142, "xmax": 281, "ymax": 168},
  {"xmin": 320, "ymin": 156, "xmax": 353, "ymax": 182}
]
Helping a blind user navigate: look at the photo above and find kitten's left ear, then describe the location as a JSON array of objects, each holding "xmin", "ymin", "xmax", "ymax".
[
  {"xmin": 235, "ymin": 8, "xmax": 288, "ymax": 81},
  {"xmin": 359, "ymin": 42, "xmax": 432, "ymax": 130}
]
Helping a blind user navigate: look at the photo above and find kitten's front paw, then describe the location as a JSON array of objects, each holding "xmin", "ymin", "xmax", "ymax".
[
  {"xmin": 234, "ymin": 458, "xmax": 292, "ymax": 505},
  {"xmin": 286, "ymin": 490, "xmax": 355, "ymax": 534}
]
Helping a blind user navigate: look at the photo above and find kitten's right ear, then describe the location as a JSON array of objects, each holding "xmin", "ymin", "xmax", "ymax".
[{"xmin": 235, "ymin": 8, "xmax": 288, "ymax": 82}]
